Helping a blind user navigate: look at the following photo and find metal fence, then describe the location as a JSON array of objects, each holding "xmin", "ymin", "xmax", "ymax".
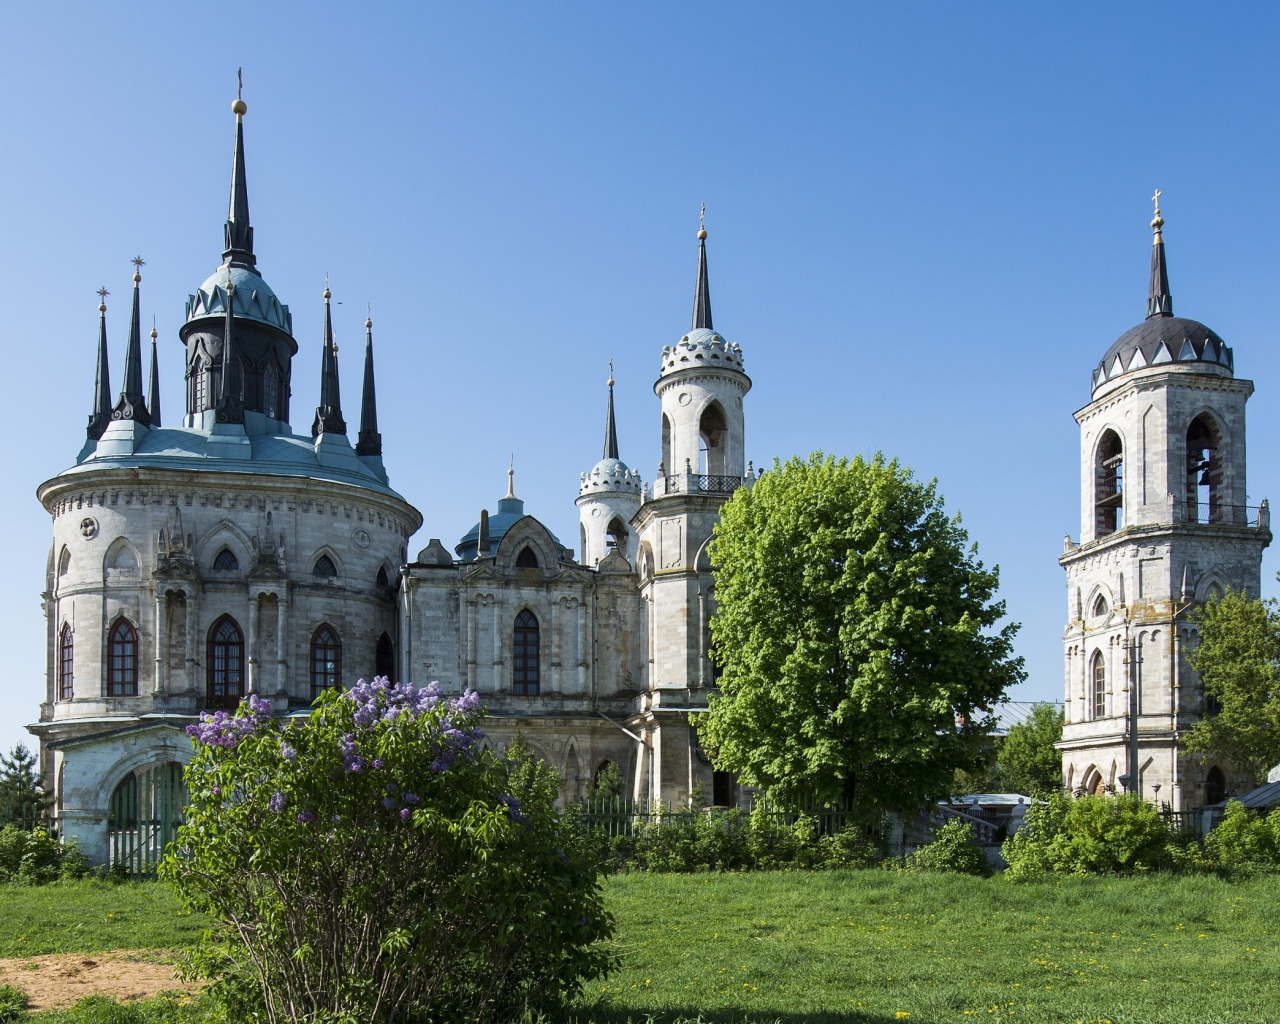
[
  {"xmin": 1179, "ymin": 502, "xmax": 1262, "ymax": 527},
  {"xmin": 574, "ymin": 794, "xmax": 873, "ymax": 839},
  {"xmin": 108, "ymin": 762, "xmax": 187, "ymax": 878}
]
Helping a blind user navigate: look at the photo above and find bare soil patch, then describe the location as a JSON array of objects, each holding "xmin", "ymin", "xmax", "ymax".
[{"xmin": 0, "ymin": 950, "xmax": 198, "ymax": 1011}]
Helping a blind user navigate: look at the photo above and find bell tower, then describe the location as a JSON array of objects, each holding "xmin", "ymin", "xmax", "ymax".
[{"xmin": 1058, "ymin": 195, "xmax": 1271, "ymax": 811}]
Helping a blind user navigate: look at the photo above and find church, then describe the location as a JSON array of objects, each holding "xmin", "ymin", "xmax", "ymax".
[{"xmin": 30, "ymin": 94, "xmax": 1270, "ymax": 865}]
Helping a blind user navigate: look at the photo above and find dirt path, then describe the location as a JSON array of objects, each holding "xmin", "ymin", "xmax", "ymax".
[{"xmin": 0, "ymin": 950, "xmax": 199, "ymax": 1011}]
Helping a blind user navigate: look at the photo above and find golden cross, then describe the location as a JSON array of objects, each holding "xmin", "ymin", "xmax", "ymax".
[
  {"xmin": 1152, "ymin": 189, "xmax": 1162, "ymax": 213},
  {"xmin": 131, "ymin": 255, "xmax": 146, "ymax": 271},
  {"xmin": 96, "ymin": 287, "xmax": 109, "ymax": 301},
  {"xmin": 699, "ymin": 203, "xmax": 705, "ymax": 229}
]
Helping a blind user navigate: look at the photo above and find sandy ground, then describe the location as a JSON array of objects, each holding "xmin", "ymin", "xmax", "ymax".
[{"xmin": 0, "ymin": 950, "xmax": 198, "ymax": 1011}]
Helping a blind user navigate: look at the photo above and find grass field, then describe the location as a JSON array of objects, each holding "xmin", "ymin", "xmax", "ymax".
[{"xmin": 1, "ymin": 871, "xmax": 1277, "ymax": 1023}]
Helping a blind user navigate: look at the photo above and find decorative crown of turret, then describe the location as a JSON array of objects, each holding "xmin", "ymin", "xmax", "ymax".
[{"xmin": 658, "ymin": 213, "xmax": 746, "ymax": 380}]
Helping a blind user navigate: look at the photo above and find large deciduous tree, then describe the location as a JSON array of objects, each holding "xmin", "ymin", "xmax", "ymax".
[
  {"xmin": 1186, "ymin": 589, "xmax": 1280, "ymax": 780},
  {"xmin": 701, "ymin": 453, "xmax": 1024, "ymax": 810},
  {"xmin": 997, "ymin": 703, "xmax": 1064, "ymax": 797}
]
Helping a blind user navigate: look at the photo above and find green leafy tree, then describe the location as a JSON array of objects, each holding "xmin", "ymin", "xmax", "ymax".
[
  {"xmin": 163, "ymin": 681, "xmax": 613, "ymax": 1024},
  {"xmin": 0, "ymin": 744, "xmax": 49, "ymax": 826},
  {"xmin": 997, "ymin": 703, "xmax": 1064, "ymax": 796},
  {"xmin": 701, "ymin": 452, "xmax": 1024, "ymax": 810},
  {"xmin": 1186, "ymin": 589, "xmax": 1280, "ymax": 779}
]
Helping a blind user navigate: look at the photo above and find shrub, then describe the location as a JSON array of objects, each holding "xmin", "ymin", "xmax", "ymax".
[
  {"xmin": 0, "ymin": 825, "xmax": 91, "ymax": 884},
  {"xmin": 1204, "ymin": 800, "xmax": 1280, "ymax": 871},
  {"xmin": 0, "ymin": 984, "xmax": 28, "ymax": 1023},
  {"xmin": 906, "ymin": 819, "xmax": 989, "ymax": 876},
  {"xmin": 162, "ymin": 680, "xmax": 613, "ymax": 1024},
  {"xmin": 1002, "ymin": 793, "xmax": 1172, "ymax": 877}
]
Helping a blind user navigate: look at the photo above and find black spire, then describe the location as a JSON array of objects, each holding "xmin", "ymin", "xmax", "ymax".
[
  {"xmin": 147, "ymin": 322, "xmax": 162, "ymax": 428},
  {"xmin": 215, "ymin": 278, "xmax": 245, "ymax": 423},
  {"xmin": 603, "ymin": 363, "xmax": 619, "ymax": 460},
  {"xmin": 1147, "ymin": 190, "xmax": 1172, "ymax": 319},
  {"xmin": 223, "ymin": 70, "xmax": 255, "ymax": 270},
  {"xmin": 87, "ymin": 289, "xmax": 112, "ymax": 440},
  {"xmin": 311, "ymin": 286, "xmax": 346, "ymax": 437},
  {"xmin": 692, "ymin": 206, "xmax": 713, "ymax": 330},
  {"xmin": 111, "ymin": 259, "xmax": 151, "ymax": 425},
  {"xmin": 356, "ymin": 314, "xmax": 381, "ymax": 456}
]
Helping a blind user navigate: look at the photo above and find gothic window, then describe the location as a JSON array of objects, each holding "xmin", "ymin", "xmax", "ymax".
[
  {"xmin": 311, "ymin": 624, "xmax": 342, "ymax": 698},
  {"xmin": 263, "ymin": 362, "xmax": 282, "ymax": 419},
  {"xmin": 513, "ymin": 610, "xmax": 540, "ymax": 696},
  {"xmin": 1205, "ymin": 683, "xmax": 1223, "ymax": 717},
  {"xmin": 606, "ymin": 517, "xmax": 628, "ymax": 552},
  {"xmin": 376, "ymin": 565, "xmax": 390, "ymax": 589},
  {"xmin": 313, "ymin": 555, "xmax": 337, "ymax": 579},
  {"xmin": 516, "ymin": 546, "xmax": 539, "ymax": 569},
  {"xmin": 376, "ymin": 632, "xmax": 395, "ymax": 681},
  {"xmin": 192, "ymin": 356, "xmax": 207, "ymax": 411},
  {"xmin": 661, "ymin": 413, "xmax": 672, "ymax": 475},
  {"xmin": 207, "ymin": 615, "xmax": 244, "ymax": 707},
  {"xmin": 108, "ymin": 619, "xmax": 138, "ymax": 697},
  {"xmin": 57, "ymin": 547, "xmax": 71, "ymax": 579},
  {"xmin": 1094, "ymin": 429, "xmax": 1124, "ymax": 536},
  {"xmin": 1091, "ymin": 650, "xmax": 1106, "ymax": 719},
  {"xmin": 698, "ymin": 401, "xmax": 728, "ymax": 476},
  {"xmin": 1092, "ymin": 594, "xmax": 1108, "ymax": 619},
  {"xmin": 212, "ymin": 548, "xmax": 239, "ymax": 571},
  {"xmin": 1205, "ymin": 765, "xmax": 1226, "ymax": 805},
  {"xmin": 58, "ymin": 623, "xmax": 74, "ymax": 700},
  {"xmin": 1186, "ymin": 415, "xmax": 1223, "ymax": 523}
]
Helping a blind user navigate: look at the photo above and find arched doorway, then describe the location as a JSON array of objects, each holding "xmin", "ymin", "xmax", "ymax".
[
  {"xmin": 108, "ymin": 761, "xmax": 186, "ymax": 877},
  {"xmin": 1204, "ymin": 766, "xmax": 1226, "ymax": 805}
]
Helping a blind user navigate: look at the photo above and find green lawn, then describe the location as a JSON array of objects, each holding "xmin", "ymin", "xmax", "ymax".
[{"xmin": 1, "ymin": 872, "xmax": 1277, "ymax": 1023}]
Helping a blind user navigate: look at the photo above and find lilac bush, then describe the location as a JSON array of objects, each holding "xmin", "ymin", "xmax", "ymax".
[{"xmin": 163, "ymin": 677, "xmax": 613, "ymax": 1024}]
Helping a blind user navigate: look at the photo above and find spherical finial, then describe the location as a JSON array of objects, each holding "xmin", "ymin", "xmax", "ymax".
[
  {"xmin": 133, "ymin": 272, "xmax": 141, "ymax": 284},
  {"xmin": 232, "ymin": 98, "xmax": 247, "ymax": 116},
  {"xmin": 697, "ymin": 226, "xmax": 707, "ymax": 240},
  {"xmin": 698, "ymin": 202, "xmax": 707, "ymax": 240},
  {"xmin": 98, "ymin": 301, "xmax": 107, "ymax": 313},
  {"xmin": 232, "ymin": 68, "xmax": 246, "ymax": 116},
  {"xmin": 324, "ymin": 287, "xmax": 331, "ymax": 301},
  {"xmin": 365, "ymin": 316, "xmax": 372, "ymax": 330}
]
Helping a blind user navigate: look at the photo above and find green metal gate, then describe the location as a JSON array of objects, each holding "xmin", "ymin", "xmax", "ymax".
[{"xmin": 107, "ymin": 761, "xmax": 186, "ymax": 877}]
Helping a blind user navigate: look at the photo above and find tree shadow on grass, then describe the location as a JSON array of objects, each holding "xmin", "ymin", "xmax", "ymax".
[{"xmin": 546, "ymin": 1006, "xmax": 914, "ymax": 1024}]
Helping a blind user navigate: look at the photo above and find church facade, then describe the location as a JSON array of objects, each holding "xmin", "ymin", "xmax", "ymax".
[
  {"xmin": 32, "ymin": 96, "xmax": 748, "ymax": 863},
  {"xmin": 1058, "ymin": 195, "xmax": 1272, "ymax": 811}
]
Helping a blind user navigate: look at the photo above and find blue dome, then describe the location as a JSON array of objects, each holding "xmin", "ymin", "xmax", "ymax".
[
  {"xmin": 592, "ymin": 457, "xmax": 630, "ymax": 476},
  {"xmin": 455, "ymin": 495, "xmax": 563, "ymax": 561},
  {"xmin": 186, "ymin": 265, "xmax": 292, "ymax": 334}
]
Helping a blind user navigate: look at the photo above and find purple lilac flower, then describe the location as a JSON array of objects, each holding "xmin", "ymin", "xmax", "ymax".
[
  {"xmin": 281, "ymin": 741, "xmax": 297, "ymax": 763},
  {"xmin": 296, "ymin": 811, "xmax": 315, "ymax": 824},
  {"xmin": 185, "ymin": 694, "xmax": 274, "ymax": 749},
  {"xmin": 382, "ymin": 797, "xmax": 397, "ymax": 810},
  {"xmin": 269, "ymin": 791, "xmax": 287, "ymax": 813},
  {"xmin": 400, "ymin": 808, "xmax": 412, "ymax": 820},
  {"xmin": 404, "ymin": 793, "xmax": 420, "ymax": 805}
]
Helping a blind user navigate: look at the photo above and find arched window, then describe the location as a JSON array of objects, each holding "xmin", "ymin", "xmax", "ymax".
[
  {"xmin": 1091, "ymin": 651, "xmax": 1106, "ymax": 719},
  {"xmin": 376, "ymin": 632, "xmax": 395, "ymax": 681},
  {"xmin": 698, "ymin": 402, "xmax": 728, "ymax": 476},
  {"xmin": 311, "ymin": 624, "xmax": 342, "ymax": 698},
  {"xmin": 516, "ymin": 546, "xmax": 539, "ymax": 569},
  {"xmin": 212, "ymin": 548, "xmax": 239, "ymax": 571},
  {"xmin": 661, "ymin": 413, "xmax": 672, "ymax": 476},
  {"xmin": 313, "ymin": 555, "xmax": 337, "ymax": 579},
  {"xmin": 1205, "ymin": 765, "xmax": 1226, "ymax": 805},
  {"xmin": 57, "ymin": 547, "xmax": 71, "ymax": 579},
  {"xmin": 1095, "ymin": 429, "xmax": 1123, "ymax": 536},
  {"xmin": 108, "ymin": 619, "xmax": 138, "ymax": 697},
  {"xmin": 1205, "ymin": 682, "xmax": 1223, "ymax": 717},
  {"xmin": 263, "ymin": 362, "xmax": 282, "ymax": 420},
  {"xmin": 513, "ymin": 610, "xmax": 540, "ymax": 696},
  {"xmin": 1186, "ymin": 415, "xmax": 1223, "ymax": 523},
  {"xmin": 606, "ymin": 517, "xmax": 628, "ymax": 552},
  {"xmin": 1092, "ymin": 594, "xmax": 1108, "ymax": 619},
  {"xmin": 58, "ymin": 623, "xmax": 74, "ymax": 700},
  {"xmin": 376, "ymin": 565, "xmax": 390, "ymax": 589},
  {"xmin": 207, "ymin": 615, "xmax": 244, "ymax": 708},
  {"xmin": 192, "ymin": 356, "xmax": 206, "ymax": 412}
]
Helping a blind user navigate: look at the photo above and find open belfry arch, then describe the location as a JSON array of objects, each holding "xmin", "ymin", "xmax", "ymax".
[{"xmin": 1058, "ymin": 193, "xmax": 1271, "ymax": 812}]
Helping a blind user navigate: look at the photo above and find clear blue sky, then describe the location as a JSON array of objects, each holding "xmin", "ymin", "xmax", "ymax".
[{"xmin": 3, "ymin": 4, "xmax": 1279, "ymax": 758}]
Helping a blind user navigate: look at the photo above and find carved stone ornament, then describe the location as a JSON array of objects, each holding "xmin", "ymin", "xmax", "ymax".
[
  {"xmin": 351, "ymin": 528, "xmax": 371, "ymax": 550},
  {"xmin": 79, "ymin": 517, "xmax": 99, "ymax": 540}
]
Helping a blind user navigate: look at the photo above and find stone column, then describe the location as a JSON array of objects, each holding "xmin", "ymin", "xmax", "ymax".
[
  {"xmin": 247, "ymin": 592, "xmax": 260, "ymax": 694},
  {"xmin": 577, "ymin": 596, "xmax": 589, "ymax": 694},
  {"xmin": 275, "ymin": 589, "xmax": 288, "ymax": 697},
  {"xmin": 184, "ymin": 591, "xmax": 199, "ymax": 695},
  {"xmin": 153, "ymin": 590, "xmax": 166, "ymax": 695}
]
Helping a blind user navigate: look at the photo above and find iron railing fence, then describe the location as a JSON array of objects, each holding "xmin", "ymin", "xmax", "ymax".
[
  {"xmin": 661, "ymin": 473, "xmax": 744, "ymax": 496},
  {"xmin": 1179, "ymin": 502, "xmax": 1262, "ymax": 527},
  {"xmin": 573, "ymin": 795, "xmax": 877, "ymax": 840}
]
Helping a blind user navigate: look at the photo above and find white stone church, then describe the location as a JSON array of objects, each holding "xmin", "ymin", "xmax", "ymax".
[{"xmin": 30, "ymin": 98, "xmax": 1271, "ymax": 863}]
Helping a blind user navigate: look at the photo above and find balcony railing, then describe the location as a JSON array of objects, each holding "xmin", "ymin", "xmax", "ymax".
[
  {"xmin": 653, "ymin": 472, "xmax": 746, "ymax": 498},
  {"xmin": 1178, "ymin": 502, "xmax": 1265, "ymax": 527}
]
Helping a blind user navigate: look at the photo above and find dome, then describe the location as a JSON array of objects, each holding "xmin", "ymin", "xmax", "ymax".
[
  {"xmin": 1093, "ymin": 315, "xmax": 1232, "ymax": 392},
  {"xmin": 579, "ymin": 457, "xmax": 642, "ymax": 497},
  {"xmin": 455, "ymin": 495, "xmax": 565, "ymax": 561},
  {"xmin": 185, "ymin": 264, "xmax": 293, "ymax": 334},
  {"xmin": 659, "ymin": 326, "xmax": 746, "ymax": 377}
]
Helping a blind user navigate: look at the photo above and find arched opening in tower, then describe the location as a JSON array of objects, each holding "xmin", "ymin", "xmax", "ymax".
[
  {"xmin": 699, "ymin": 401, "xmax": 728, "ymax": 476},
  {"xmin": 606, "ymin": 516, "xmax": 628, "ymax": 553},
  {"xmin": 1094, "ymin": 429, "xmax": 1124, "ymax": 536},
  {"xmin": 1186, "ymin": 415, "xmax": 1223, "ymax": 523}
]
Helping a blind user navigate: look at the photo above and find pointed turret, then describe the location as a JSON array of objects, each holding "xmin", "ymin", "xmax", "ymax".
[
  {"xmin": 311, "ymin": 286, "xmax": 346, "ymax": 437},
  {"xmin": 87, "ymin": 290, "xmax": 112, "ymax": 440},
  {"xmin": 223, "ymin": 70, "xmax": 255, "ymax": 269},
  {"xmin": 111, "ymin": 260, "xmax": 151, "ymax": 425},
  {"xmin": 692, "ymin": 206, "xmax": 713, "ymax": 330},
  {"xmin": 147, "ymin": 322, "xmax": 161, "ymax": 428},
  {"xmin": 356, "ymin": 314, "xmax": 381, "ymax": 456},
  {"xmin": 603, "ymin": 363, "xmax": 619, "ymax": 460},
  {"xmin": 1147, "ymin": 190, "xmax": 1173, "ymax": 319}
]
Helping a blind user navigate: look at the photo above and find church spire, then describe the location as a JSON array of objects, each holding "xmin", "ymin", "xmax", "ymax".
[
  {"xmin": 1147, "ymin": 189, "xmax": 1173, "ymax": 319},
  {"xmin": 603, "ymin": 362, "xmax": 619, "ymax": 460},
  {"xmin": 148, "ymin": 320, "xmax": 161, "ymax": 428},
  {"xmin": 223, "ymin": 69, "xmax": 256, "ymax": 270},
  {"xmin": 216, "ymin": 275, "xmax": 245, "ymax": 422},
  {"xmin": 311, "ymin": 285, "xmax": 346, "ymax": 437},
  {"xmin": 111, "ymin": 258, "xmax": 151, "ymax": 425},
  {"xmin": 356, "ymin": 313, "xmax": 381, "ymax": 456},
  {"xmin": 692, "ymin": 204, "xmax": 713, "ymax": 330},
  {"xmin": 87, "ymin": 289, "xmax": 112, "ymax": 440}
]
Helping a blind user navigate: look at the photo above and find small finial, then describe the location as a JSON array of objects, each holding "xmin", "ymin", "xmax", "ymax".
[
  {"xmin": 150, "ymin": 315, "xmax": 157, "ymax": 341},
  {"xmin": 366, "ymin": 302, "xmax": 372, "ymax": 330},
  {"xmin": 697, "ymin": 203, "xmax": 707, "ymax": 240},
  {"xmin": 324, "ymin": 273, "xmax": 331, "ymax": 301},
  {"xmin": 96, "ymin": 286, "xmax": 109, "ymax": 313},
  {"xmin": 506, "ymin": 455, "xmax": 516, "ymax": 499},
  {"xmin": 131, "ymin": 254, "xmax": 145, "ymax": 284},
  {"xmin": 607, "ymin": 358, "xmax": 614, "ymax": 388},
  {"xmin": 232, "ymin": 68, "xmax": 247, "ymax": 117},
  {"xmin": 1151, "ymin": 189, "xmax": 1164, "ymax": 233}
]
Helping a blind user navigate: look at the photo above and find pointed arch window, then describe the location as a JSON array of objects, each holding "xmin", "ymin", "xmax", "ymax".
[
  {"xmin": 212, "ymin": 548, "xmax": 239, "ymax": 571},
  {"xmin": 1091, "ymin": 650, "xmax": 1106, "ymax": 719},
  {"xmin": 311, "ymin": 624, "xmax": 342, "ymax": 698},
  {"xmin": 58, "ymin": 623, "xmax": 74, "ymax": 700},
  {"xmin": 263, "ymin": 362, "xmax": 282, "ymax": 420},
  {"xmin": 698, "ymin": 401, "xmax": 729, "ymax": 476},
  {"xmin": 376, "ymin": 565, "xmax": 390, "ymax": 589},
  {"xmin": 516, "ymin": 546, "xmax": 539, "ymax": 569},
  {"xmin": 513, "ymin": 610, "xmax": 540, "ymax": 696},
  {"xmin": 108, "ymin": 619, "xmax": 138, "ymax": 697},
  {"xmin": 376, "ymin": 632, "xmax": 395, "ymax": 681},
  {"xmin": 1205, "ymin": 765, "xmax": 1227, "ymax": 805},
  {"xmin": 1186, "ymin": 415, "xmax": 1223, "ymax": 523},
  {"xmin": 313, "ymin": 555, "xmax": 337, "ymax": 579},
  {"xmin": 207, "ymin": 615, "xmax": 244, "ymax": 708},
  {"xmin": 1095, "ymin": 429, "xmax": 1124, "ymax": 536},
  {"xmin": 606, "ymin": 517, "xmax": 628, "ymax": 552},
  {"xmin": 192, "ymin": 356, "xmax": 207, "ymax": 412}
]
